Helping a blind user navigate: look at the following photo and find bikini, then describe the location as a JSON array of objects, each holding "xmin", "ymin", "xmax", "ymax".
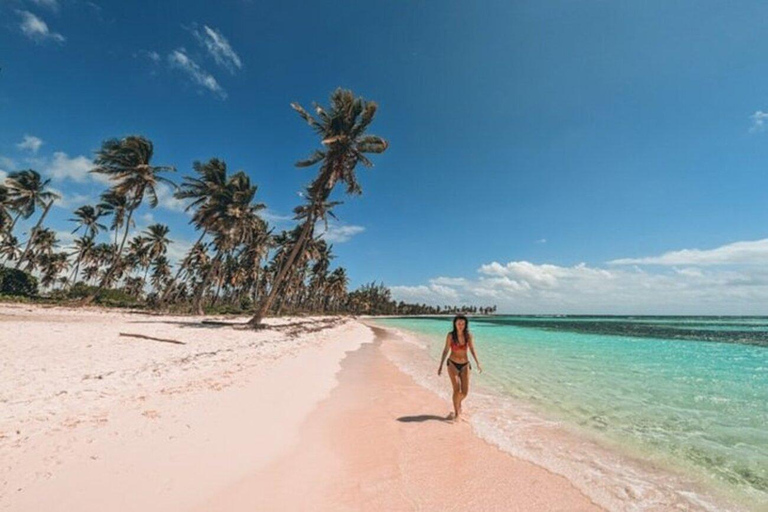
[{"xmin": 447, "ymin": 336, "xmax": 471, "ymax": 373}]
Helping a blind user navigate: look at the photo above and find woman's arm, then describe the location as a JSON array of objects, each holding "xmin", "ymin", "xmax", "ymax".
[
  {"xmin": 468, "ymin": 334, "xmax": 483, "ymax": 373},
  {"xmin": 437, "ymin": 334, "xmax": 451, "ymax": 375}
]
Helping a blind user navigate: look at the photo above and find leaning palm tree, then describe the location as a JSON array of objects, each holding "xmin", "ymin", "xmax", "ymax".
[
  {"xmin": 160, "ymin": 158, "xmax": 228, "ymax": 305},
  {"xmin": 0, "ymin": 185, "xmax": 11, "ymax": 234},
  {"xmin": 7, "ymin": 170, "xmax": 61, "ymax": 270},
  {"xmin": 4, "ymin": 169, "xmax": 59, "ymax": 237},
  {"xmin": 84, "ymin": 136, "xmax": 175, "ymax": 303},
  {"xmin": 69, "ymin": 235, "xmax": 96, "ymax": 285},
  {"xmin": 0, "ymin": 234, "xmax": 20, "ymax": 263},
  {"xmin": 70, "ymin": 205, "xmax": 106, "ymax": 240},
  {"xmin": 142, "ymin": 223, "xmax": 171, "ymax": 262},
  {"xmin": 39, "ymin": 252, "xmax": 69, "ymax": 289},
  {"xmin": 27, "ymin": 227, "xmax": 58, "ymax": 272},
  {"xmin": 247, "ymin": 88, "xmax": 388, "ymax": 327},
  {"xmin": 191, "ymin": 171, "xmax": 266, "ymax": 315}
]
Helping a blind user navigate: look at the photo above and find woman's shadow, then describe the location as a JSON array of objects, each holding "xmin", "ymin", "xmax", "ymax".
[{"xmin": 397, "ymin": 414, "xmax": 453, "ymax": 423}]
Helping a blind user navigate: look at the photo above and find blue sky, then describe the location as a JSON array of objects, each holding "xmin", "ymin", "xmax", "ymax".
[{"xmin": 3, "ymin": 0, "xmax": 768, "ymax": 314}]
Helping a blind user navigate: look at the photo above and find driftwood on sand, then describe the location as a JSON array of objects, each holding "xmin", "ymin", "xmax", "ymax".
[{"xmin": 119, "ymin": 333, "xmax": 186, "ymax": 345}]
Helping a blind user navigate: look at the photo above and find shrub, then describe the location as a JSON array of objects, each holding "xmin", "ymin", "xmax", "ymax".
[
  {"xmin": 0, "ymin": 267, "xmax": 38, "ymax": 297},
  {"xmin": 67, "ymin": 282, "xmax": 142, "ymax": 308}
]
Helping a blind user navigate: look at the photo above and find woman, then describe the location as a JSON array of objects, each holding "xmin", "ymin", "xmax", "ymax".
[{"xmin": 437, "ymin": 314, "xmax": 483, "ymax": 422}]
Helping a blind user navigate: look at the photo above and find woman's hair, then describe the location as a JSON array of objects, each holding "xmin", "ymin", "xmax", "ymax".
[{"xmin": 450, "ymin": 314, "xmax": 470, "ymax": 344}]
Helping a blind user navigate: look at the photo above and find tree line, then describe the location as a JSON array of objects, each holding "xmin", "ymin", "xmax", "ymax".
[{"xmin": 0, "ymin": 89, "xmax": 497, "ymax": 324}]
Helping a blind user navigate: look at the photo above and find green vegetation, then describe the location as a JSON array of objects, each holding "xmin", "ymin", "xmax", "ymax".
[
  {"xmin": 0, "ymin": 88, "xmax": 496, "ymax": 320},
  {"xmin": 0, "ymin": 266, "xmax": 38, "ymax": 297}
]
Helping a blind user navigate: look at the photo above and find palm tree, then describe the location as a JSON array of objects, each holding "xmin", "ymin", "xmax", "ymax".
[
  {"xmin": 98, "ymin": 190, "xmax": 130, "ymax": 246},
  {"xmin": 142, "ymin": 223, "xmax": 171, "ymax": 262},
  {"xmin": 191, "ymin": 170, "xmax": 266, "ymax": 315},
  {"xmin": 28, "ymin": 227, "xmax": 58, "ymax": 272},
  {"xmin": 69, "ymin": 235, "xmax": 96, "ymax": 285},
  {"xmin": 326, "ymin": 267, "xmax": 348, "ymax": 312},
  {"xmin": 6, "ymin": 170, "xmax": 61, "ymax": 270},
  {"xmin": 150, "ymin": 255, "xmax": 171, "ymax": 294},
  {"xmin": 39, "ymin": 252, "xmax": 69, "ymax": 289},
  {"xmin": 0, "ymin": 234, "xmax": 20, "ymax": 263},
  {"xmin": 160, "ymin": 158, "xmax": 228, "ymax": 304},
  {"xmin": 4, "ymin": 170, "xmax": 59, "ymax": 237},
  {"xmin": 0, "ymin": 185, "xmax": 11, "ymax": 234},
  {"xmin": 85, "ymin": 136, "xmax": 175, "ymax": 303},
  {"xmin": 70, "ymin": 205, "xmax": 106, "ymax": 240},
  {"xmin": 248, "ymin": 88, "xmax": 388, "ymax": 327}
]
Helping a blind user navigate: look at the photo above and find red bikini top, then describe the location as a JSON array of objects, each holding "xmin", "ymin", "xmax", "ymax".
[{"xmin": 450, "ymin": 336, "xmax": 469, "ymax": 352}]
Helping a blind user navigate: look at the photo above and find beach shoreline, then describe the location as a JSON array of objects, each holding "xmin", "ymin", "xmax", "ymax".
[{"xmin": 1, "ymin": 304, "xmax": 748, "ymax": 511}]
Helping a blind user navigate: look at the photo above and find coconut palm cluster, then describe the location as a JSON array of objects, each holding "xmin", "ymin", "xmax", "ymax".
[{"xmin": 0, "ymin": 89, "xmax": 494, "ymax": 323}]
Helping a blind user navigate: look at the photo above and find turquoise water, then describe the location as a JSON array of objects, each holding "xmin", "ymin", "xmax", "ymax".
[{"xmin": 373, "ymin": 315, "xmax": 768, "ymax": 509}]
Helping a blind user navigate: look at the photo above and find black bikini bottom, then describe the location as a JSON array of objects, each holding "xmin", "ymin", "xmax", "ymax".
[{"xmin": 448, "ymin": 359, "xmax": 471, "ymax": 372}]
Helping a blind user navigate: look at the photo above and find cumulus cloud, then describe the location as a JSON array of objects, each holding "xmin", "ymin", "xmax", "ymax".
[
  {"xmin": 0, "ymin": 156, "xmax": 15, "ymax": 179},
  {"xmin": 168, "ymin": 49, "xmax": 226, "ymax": 99},
  {"xmin": 154, "ymin": 182, "xmax": 187, "ymax": 213},
  {"xmin": 750, "ymin": 111, "xmax": 768, "ymax": 133},
  {"xmin": 261, "ymin": 208, "xmax": 294, "ymax": 226},
  {"xmin": 391, "ymin": 282, "xmax": 461, "ymax": 303},
  {"xmin": 48, "ymin": 187, "xmax": 92, "ymax": 209},
  {"xmin": 389, "ymin": 238, "xmax": 768, "ymax": 314},
  {"xmin": 607, "ymin": 238, "xmax": 768, "ymax": 266},
  {"xmin": 44, "ymin": 151, "xmax": 115, "ymax": 185},
  {"xmin": 16, "ymin": 135, "xmax": 43, "ymax": 153},
  {"xmin": 17, "ymin": 10, "xmax": 65, "ymax": 43},
  {"xmin": 317, "ymin": 223, "xmax": 365, "ymax": 243},
  {"xmin": 191, "ymin": 24, "xmax": 242, "ymax": 73}
]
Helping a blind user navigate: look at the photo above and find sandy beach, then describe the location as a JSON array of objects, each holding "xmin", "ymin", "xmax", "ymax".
[{"xmin": 1, "ymin": 304, "xmax": 606, "ymax": 511}]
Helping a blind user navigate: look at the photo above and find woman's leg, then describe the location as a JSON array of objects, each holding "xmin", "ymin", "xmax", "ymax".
[
  {"xmin": 446, "ymin": 361, "xmax": 462, "ymax": 420},
  {"xmin": 458, "ymin": 365, "xmax": 470, "ymax": 415}
]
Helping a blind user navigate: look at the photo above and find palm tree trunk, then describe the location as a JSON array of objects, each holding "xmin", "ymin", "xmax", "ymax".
[
  {"xmin": 69, "ymin": 255, "xmax": 82, "ymax": 286},
  {"xmin": 247, "ymin": 216, "xmax": 314, "ymax": 328},
  {"xmin": 160, "ymin": 229, "xmax": 207, "ymax": 305},
  {"xmin": 84, "ymin": 207, "xmax": 136, "ymax": 304},
  {"xmin": 15, "ymin": 200, "xmax": 53, "ymax": 270},
  {"xmin": 7, "ymin": 211, "xmax": 23, "ymax": 237},
  {"xmin": 192, "ymin": 251, "xmax": 222, "ymax": 316}
]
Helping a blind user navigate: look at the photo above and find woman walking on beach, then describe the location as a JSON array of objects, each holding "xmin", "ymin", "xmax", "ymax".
[{"xmin": 438, "ymin": 314, "xmax": 482, "ymax": 422}]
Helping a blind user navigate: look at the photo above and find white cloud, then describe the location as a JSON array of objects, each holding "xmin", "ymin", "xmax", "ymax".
[
  {"xmin": 48, "ymin": 187, "xmax": 92, "ymax": 209},
  {"xmin": 391, "ymin": 282, "xmax": 461, "ymax": 303},
  {"xmin": 0, "ymin": 156, "xmax": 15, "ymax": 180},
  {"xmin": 192, "ymin": 25, "xmax": 242, "ymax": 73},
  {"xmin": 16, "ymin": 135, "xmax": 43, "ymax": 153},
  {"xmin": 155, "ymin": 183, "xmax": 187, "ymax": 213},
  {"xmin": 147, "ymin": 50, "xmax": 160, "ymax": 63},
  {"xmin": 389, "ymin": 238, "xmax": 768, "ymax": 314},
  {"xmin": 168, "ymin": 49, "xmax": 226, "ymax": 99},
  {"xmin": 607, "ymin": 238, "xmax": 768, "ymax": 266},
  {"xmin": 535, "ymin": 238, "xmax": 547, "ymax": 244},
  {"xmin": 431, "ymin": 276, "xmax": 468, "ymax": 286},
  {"xmin": 45, "ymin": 152, "xmax": 112, "ymax": 184},
  {"xmin": 317, "ymin": 223, "xmax": 365, "ymax": 243},
  {"xmin": 261, "ymin": 208, "xmax": 294, "ymax": 226},
  {"xmin": 750, "ymin": 111, "xmax": 768, "ymax": 133},
  {"xmin": 165, "ymin": 237, "xmax": 193, "ymax": 268},
  {"xmin": 17, "ymin": 10, "xmax": 65, "ymax": 43}
]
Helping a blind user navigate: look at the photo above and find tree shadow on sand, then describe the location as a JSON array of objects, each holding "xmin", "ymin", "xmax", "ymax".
[{"xmin": 397, "ymin": 414, "xmax": 453, "ymax": 423}]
